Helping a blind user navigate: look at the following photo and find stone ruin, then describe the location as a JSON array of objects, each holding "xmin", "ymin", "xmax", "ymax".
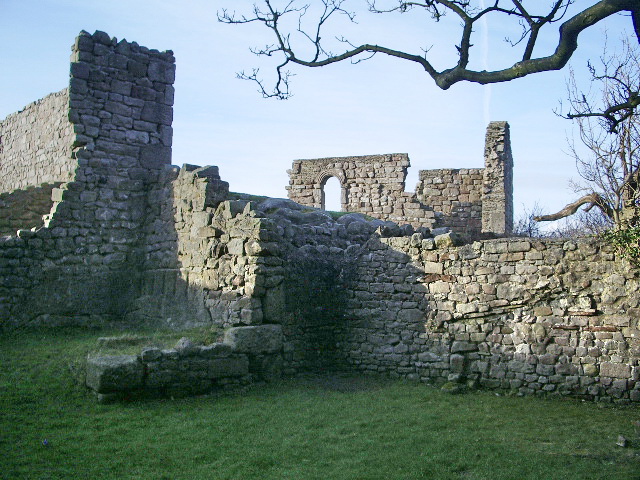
[
  {"xmin": 286, "ymin": 122, "xmax": 513, "ymax": 239},
  {"xmin": 1, "ymin": 31, "xmax": 639, "ymax": 403}
]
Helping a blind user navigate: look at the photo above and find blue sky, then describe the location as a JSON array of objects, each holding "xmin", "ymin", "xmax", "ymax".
[{"xmin": 0, "ymin": 0, "xmax": 634, "ymax": 220}]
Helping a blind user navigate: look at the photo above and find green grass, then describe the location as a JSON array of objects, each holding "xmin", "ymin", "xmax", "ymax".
[
  {"xmin": 86, "ymin": 325, "xmax": 222, "ymax": 357},
  {"xmin": 1, "ymin": 327, "xmax": 639, "ymax": 480}
]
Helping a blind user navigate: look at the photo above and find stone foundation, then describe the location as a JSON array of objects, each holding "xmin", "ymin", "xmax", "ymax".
[{"xmin": 86, "ymin": 325, "xmax": 283, "ymax": 402}]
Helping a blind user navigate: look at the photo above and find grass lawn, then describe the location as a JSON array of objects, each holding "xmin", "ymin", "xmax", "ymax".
[{"xmin": 1, "ymin": 327, "xmax": 639, "ymax": 480}]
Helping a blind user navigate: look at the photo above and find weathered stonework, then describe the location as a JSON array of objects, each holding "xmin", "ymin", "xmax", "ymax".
[
  {"xmin": 333, "ymin": 236, "xmax": 639, "ymax": 402},
  {"xmin": 0, "ymin": 89, "xmax": 75, "ymax": 193},
  {"xmin": 481, "ymin": 121, "xmax": 513, "ymax": 235},
  {"xmin": 0, "ymin": 184, "xmax": 61, "ymax": 236},
  {"xmin": 286, "ymin": 122, "xmax": 513, "ymax": 238},
  {"xmin": 0, "ymin": 89, "xmax": 76, "ymax": 235},
  {"xmin": 0, "ymin": 30, "xmax": 175, "ymax": 324},
  {"xmin": 1, "ymin": 31, "xmax": 638, "ymax": 404}
]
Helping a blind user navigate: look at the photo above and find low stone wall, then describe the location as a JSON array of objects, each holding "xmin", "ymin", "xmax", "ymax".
[
  {"xmin": 85, "ymin": 325, "xmax": 283, "ymax": 402},
  {"xmin": 337, "ymin": 235, "xmax": 640, "ymax": 402}
]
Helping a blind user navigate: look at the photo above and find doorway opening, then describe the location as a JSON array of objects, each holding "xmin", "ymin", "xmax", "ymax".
[{"xmin": 321, "ymin": 176, "xmax": 342, "ymax": 211}]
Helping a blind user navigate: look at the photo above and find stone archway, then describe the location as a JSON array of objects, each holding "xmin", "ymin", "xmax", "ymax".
[{"xmin": 316, "ymin": 169, "xmax": 347, "ymax": 211}]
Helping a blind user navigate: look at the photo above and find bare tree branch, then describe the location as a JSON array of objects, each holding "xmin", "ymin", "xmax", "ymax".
[
  {"xmin": 541, "ymin": 35, "xmax": 640, "ymax": 227},
  {"xmin": 219, "ymin": 0, "xmax": 639, "ymax": 104},
  {"xmin": 534, "ymin": 193, "xmax": 614, "ymax": 222}
]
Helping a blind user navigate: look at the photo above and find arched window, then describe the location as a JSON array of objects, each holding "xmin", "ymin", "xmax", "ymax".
[{"xmin": 321, "ymin": 176, "xmax": 342, "ymax": 211}]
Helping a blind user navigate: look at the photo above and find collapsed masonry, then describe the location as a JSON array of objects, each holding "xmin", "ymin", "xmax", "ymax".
[{"xmin": 1, "ymin": 31, "xmax": 639, "ymax": 403}]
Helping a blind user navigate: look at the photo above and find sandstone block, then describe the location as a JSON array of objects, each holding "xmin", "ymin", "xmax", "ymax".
[
  {"xmin": 86, "ymin": 355, "xmax": 143, "ymax": 393},
  {"xmin": 429, "ymin": 281, "xmax": 450, "ymax": 294},
  {"xmin": 451, "ymin": 341, "xmax": 478, "ymax": 353},
  {"xmin": 423, "ymin": 261, "xmax": 443, "ymax": 274},
  {"xmin": 224, "ymin": 325, "xmax": 283, "ymax": 354},
  {"xmin": 434, "ymin": 232, "xmax": 460, "ymax": 248},
  {"xmin": 508, "ymin": 240, "xmax": 531, "ymax": 252},
  {"xmin": 600, "ymin": 362, "xmax": 631, "ymax": 379}
]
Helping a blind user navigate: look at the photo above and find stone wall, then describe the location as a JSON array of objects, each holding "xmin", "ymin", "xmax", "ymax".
[
  {"xmin": 286, "ymin": 153, "xmax": 438, "ymax": 229},
  {"xmin": 85, "ymin": 325, "xmax": 283, "ymax": 402},
  {"xmin": 415, "ymin": 168, "xmax": 483, "ymax": 236},
  {"xmin": 0, "ymin": 184, "xmax": 61, "ymax": 236},
  {"xmin": 0, "ymin": 89, "xmax": 75, "ymax": 193},
  {"xmin": 333, "ymin": 235, "xmax": 639, "ymax": 402},
  {"xmin": 1, "ymin": 31, "xmax": 637, "ymax": 404},
  {"xmin": 0, "ymin": 30, "xmax": 176, "ymax": 326},
  {"xmin": 286, "ymin": 122, "xmax": 513, "ymax": 238},
  {"xmin": 134, "ymin": 163, "xmax": 267, "ymax": 328}
]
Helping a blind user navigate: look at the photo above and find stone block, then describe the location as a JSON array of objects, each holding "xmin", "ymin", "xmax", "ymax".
[
  {"xmin": 508, "ymin": 240, "xmax": 531, "ymax": 252},
  {"xmin": 223, "ymin": 325, "xmax": 283, "ymax": 354},
  {"xmin": 397, "ymin": 308, "xmax": 424, "ymax": 323},
  {"xmin": 600, "ymin": 362, "xmax": 631, "ymax": 379},
  {"xmin": 141, "ymin": 102, "xmax": 173, "ymax": 125},
  {"xmin": 450, "ymin": 354, "xmax": 465, "ymax": 373},
  {"xmin": 429, "ymin": 281, "xmax": 450, "ymax": 294},
  {"xmin": 199, "ymin": 343, "xmax": 233, "ymax": 358},
  {"xmin": 140, "ymin": 145, "xmax": 171, "ymax": 169},
  {"xmin": 208, "ymin": 356, "xmax": 249, "ymax": 378},
  {"xmin": 451, "ymin": 341, "xmax": 478, "ymax": 353},
  {"xmin": 496, "ymin": 283, "xmax": 524, "ymax": 301},
  {"xmin": 456, "ymin": 302, "xmax": 478, "ymax": 314},
  {"xmin": 148, "ymin": 61, "xmax": 176, "ymax": 84},
  {"xmin": 86, "ymin": 355, "xmax": 143, "ymax": 393},
  {"xmin": 227, "ymin": 238, "xmax": 245, "ymax": 256},
  {"xmin": 484, "ymin": 241, "xmax": 508, "ymax": 254},
  {"xmin": 434, "ymin": 232, "xmax": 460, "ymax": 248},
  {"xmin": 423, "ymin": 261, "xmax": 443, "ymax": 274}
]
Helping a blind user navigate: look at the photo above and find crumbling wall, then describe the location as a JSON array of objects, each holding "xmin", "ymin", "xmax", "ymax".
[
  {"xmin": 138, "ymin": 164, "xmax": 379, "ymax": 371},
  {"xmin": 0, "ymin": 31, "xmax": 636, "ymax": 404},
  {"xmin": 0, "ymin": 30, "xmax": 175, "ymax": 326},
  {"xmin": 286, "ymin": 122, "xmax": 513, "ymax": 238},
  {"xmin": 135, "ymin": 163, "xmax": 271, "ymax": 329},
  {"xmin": 0, "ymin": 184, "xmax": 61, "ymax": 236},
  {"xmin": 0, "ymin": 89, "xmax": 75, "ymax": 193},
  {"xmin": 415, "ymin": 168, "xmax": 483, "ymax": 236},
  {"xmin": 0, "ymin": 90, "xmax": 76, "ymax": 235},
  {"xmin": 286, "ymin": 153, "xmax": 438, "ymax": 229}
]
